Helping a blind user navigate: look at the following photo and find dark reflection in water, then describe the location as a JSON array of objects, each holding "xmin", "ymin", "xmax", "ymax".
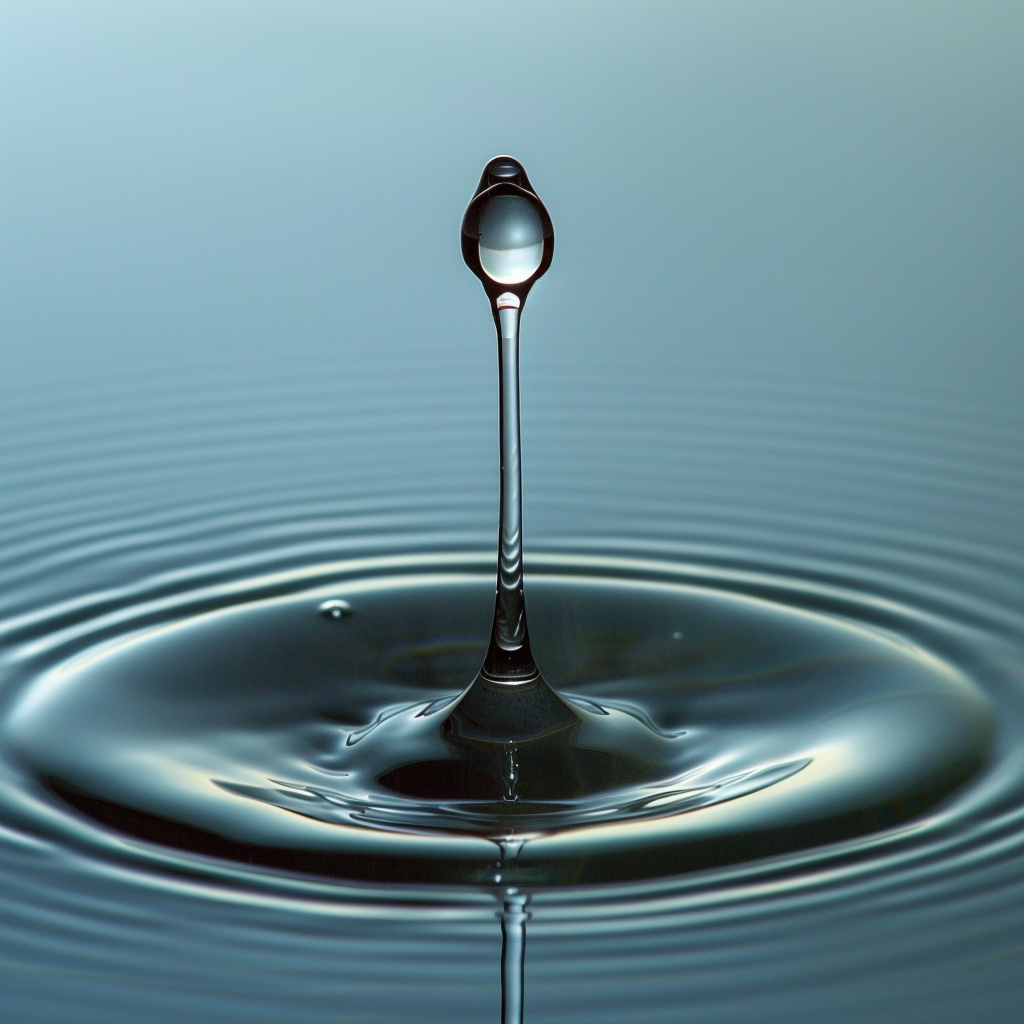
[{"xmin": 0, "ymin": 1, "xmax": 1022, "ymax": 1022}]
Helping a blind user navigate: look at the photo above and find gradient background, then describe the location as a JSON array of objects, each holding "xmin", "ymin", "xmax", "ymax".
[{"xmin": 3, "ymin": 1, "xmax": 1021, "ymax": 561}]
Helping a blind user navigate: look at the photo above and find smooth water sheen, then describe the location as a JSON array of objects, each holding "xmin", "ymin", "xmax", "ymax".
[{"xmin": 1, "ymin": 2, "xmax": 1022, "ymax": 1022}]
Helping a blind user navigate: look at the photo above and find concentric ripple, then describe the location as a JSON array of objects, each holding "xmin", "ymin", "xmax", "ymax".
[
  {"xmin": 1, "ymin": 356, "xmax": 1021, "ymax": 1022},
  {"xmin": 1, "ymin": 336, "xmax": 1022, "ymax": 1020},
  {"xmin": 0, "ymin": 555, "xmax": 995, "ymax": 888}
]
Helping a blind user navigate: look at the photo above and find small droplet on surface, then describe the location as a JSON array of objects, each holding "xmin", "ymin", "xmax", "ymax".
[{"xmin": 318, "ymin": 599, "xmax": 353, "ymax": 621}]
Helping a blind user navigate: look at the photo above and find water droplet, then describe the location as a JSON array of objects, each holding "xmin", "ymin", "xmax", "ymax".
[
  {"xmin": 478, "ymin": 195, "xmax": 544, "ymax": 285},
  {"xmin": 672, "ymin": 630, "xmax": 682, "ymax": 640},
  {"xmin": 318, "ymin": 599, "xmax": 353, "ymax": 621}
]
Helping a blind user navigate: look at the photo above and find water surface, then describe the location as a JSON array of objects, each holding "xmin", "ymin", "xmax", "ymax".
[{"xmin": 1, "ymin": 2, "xmax": 1022, "ymax": 1022}]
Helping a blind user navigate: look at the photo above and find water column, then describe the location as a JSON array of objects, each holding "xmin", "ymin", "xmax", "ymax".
[
  {"xmin": 449, "ymin": 157, "xmax": 578, "ymax": 743},
  {"xmin": 485, "ymin": 290, "xmax": 532, "ymax": 678}
]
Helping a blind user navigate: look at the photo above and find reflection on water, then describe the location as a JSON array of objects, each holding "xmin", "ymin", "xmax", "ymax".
[{"xmin": 1, "ymin": 1, "xmax": 1022, "ymax": 1022}]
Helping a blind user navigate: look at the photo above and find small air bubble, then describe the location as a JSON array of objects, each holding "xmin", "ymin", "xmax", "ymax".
[
  {"xmin": 672, "ymin": 630, "xmax": 682, "ymax": 640},
  {"xmin": 319, "ymin": 599, "xmax": 353, "ymax": 621}
]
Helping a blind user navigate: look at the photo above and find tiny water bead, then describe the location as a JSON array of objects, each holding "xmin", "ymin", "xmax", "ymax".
[{"xmin": 318, "ymin": 599, "xmax": 353, "ymax": 621}]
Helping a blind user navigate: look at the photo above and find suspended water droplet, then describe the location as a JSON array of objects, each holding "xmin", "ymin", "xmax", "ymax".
[
  {"xmin": 318, "ymin": 599, "xmax": 353, "ymax": 621},
  {"xmin": 478, "ymin": 195, "xmax": 544, "ymax": 285}
]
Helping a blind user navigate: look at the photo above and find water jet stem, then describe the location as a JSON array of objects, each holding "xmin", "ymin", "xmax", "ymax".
[{"xmin": 482, "ymin": 293, "xmax": 538, "ymax": 683}]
